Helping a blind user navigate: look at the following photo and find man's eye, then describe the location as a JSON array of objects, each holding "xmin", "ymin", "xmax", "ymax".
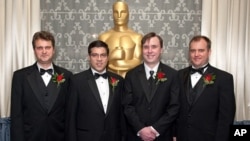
[
  {"xmin": 91, "ymin": 54, "xmax": 98, "ymax": 57},
  {"xmin": 45, "ymin": 46, "xmax": 52, "ymax": 50},
  {"xmin": 36, "ymin": 47, "xmax": 43, "ymax": 50},
  {"xmin": 100, "ymin": 54, "xmax": 107, "ymax": 57}
]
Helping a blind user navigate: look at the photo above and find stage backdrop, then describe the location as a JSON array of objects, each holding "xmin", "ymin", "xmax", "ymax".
[{"xmin": 40, "ymin": 0, "xmax": 202, "ymax": 73}]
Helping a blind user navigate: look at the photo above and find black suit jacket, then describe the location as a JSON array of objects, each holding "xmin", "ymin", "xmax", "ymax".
[
  {"xmin": 65, "ymin": 69, "xmax": 125, "ymax": 141},
  {"xmin": 176, "ymin": 64, "xmax": 236, "ymax": 141},
  {"xmin": 10, "ymin": 63, "xmax": 73, "ymax": 141},
  {"xmin": 123, "ymin": 63, "xmax": 180, "ymax": 141}
]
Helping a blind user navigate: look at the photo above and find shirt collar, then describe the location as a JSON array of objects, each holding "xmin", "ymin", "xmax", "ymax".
[
  {"xmin": 144, "ymin": 62, "xmax": 160, "ymax": 79},
  {"xmin": 191, "ymin": 63, "xmax": 209, "ymax": 73},
  {"xmin": 91, "ymin": 68, "xmax": 107, "ymax": 75},
  {"xmin": 37, "ymin": 63, "xmax": 54, "ymax": 72},
  {"xmin": 191, "ymin": 63, "xmax": 208, "ymax": 69}
]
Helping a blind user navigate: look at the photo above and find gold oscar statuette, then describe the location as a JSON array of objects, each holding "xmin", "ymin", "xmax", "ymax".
[{"xmin": 99, "ymin": 1, "xmax": 142, "ymax": 77}]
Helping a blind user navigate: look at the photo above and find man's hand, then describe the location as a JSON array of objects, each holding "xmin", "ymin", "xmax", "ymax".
[{"xmin": 138, "ymin": 127, "xmax": 157, "ymax": 141}]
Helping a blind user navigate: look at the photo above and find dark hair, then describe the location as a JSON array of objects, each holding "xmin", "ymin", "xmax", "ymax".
[
  {"xmin": 141, "ymin": 32, "xmax": 163, "ymax": 48},
  {"xmin": 88, "ymin": 40, "xmax": 109, "ymax": 55},
  {"xmin": 32, "ymin": 31, "xmax": 55, "ymax": 49},
  {"xmin": 189, "ymin": 35, "xmax": 211, "ymax": 49}
]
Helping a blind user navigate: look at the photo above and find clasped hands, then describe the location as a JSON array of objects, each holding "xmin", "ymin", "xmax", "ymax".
[{"xmin": 138, "ymin": 126, "xmax": 159, "ymax": 141}]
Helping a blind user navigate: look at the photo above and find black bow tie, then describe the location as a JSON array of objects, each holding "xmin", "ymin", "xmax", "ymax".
[
  {"xmin": 190, "ymin": 65, "xmax": 208, "ymax": 75},
  {"xmin": 94, "ymin": 73, "xmax": 108, "ymax": 79},
  {"xmin": 40, "ymin": 68, "xmax": 53, "ymax": 75}
]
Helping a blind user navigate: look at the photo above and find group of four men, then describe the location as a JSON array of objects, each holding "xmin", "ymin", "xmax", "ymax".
[{"xmin": 10, "ymin": 30, "xmax": 235, "ymax": 141}]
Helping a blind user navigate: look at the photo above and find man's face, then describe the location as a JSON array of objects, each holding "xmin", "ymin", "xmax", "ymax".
[
  {"xmin": 34, "ymin": 39, "xmax": 55, "ymax": 65},
  {"xmin": 113, "ymin": 2, "xmax": 128, "ymax": 26},
  {"xmin": 89, "ymin": 47, "xmax": 108, "ymax": 73},
  {"xmin": 189, "ymin": 38, "xmax": 211, "ymax": 68},
  {"xmin": 142, "ymin": 37, "xmax": 163, "ymax": 67}
]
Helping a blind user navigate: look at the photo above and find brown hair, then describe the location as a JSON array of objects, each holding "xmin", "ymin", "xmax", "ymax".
[
  {"xmin": 32, "ymin": 31, "xmax": 55, "ymax": 49},
  {"xmin": 189, "ymin": 35, "xmax": 211, "ymax": 50},
  {"xmin": 141, "ymin": 32, "xmax": 163, "ymax": 48}
]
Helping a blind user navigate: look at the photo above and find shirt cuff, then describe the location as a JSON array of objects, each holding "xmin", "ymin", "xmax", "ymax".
[{"xmin": 150, "ymin": 126, "xmax": 160, "ymax": 137}]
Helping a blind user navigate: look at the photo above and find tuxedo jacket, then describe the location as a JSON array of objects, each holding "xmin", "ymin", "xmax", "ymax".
[
  {"xmin": 65, "ymin": 69, "xmax": 125, "ymax": 141},
  {"xmin": 176, "ymin": 64, "xmax": 236, "ymax": 141},
  {"xmin": 123, "ymin": 63, "xmax": 180, "ymax": 141},
  {"xmin": 10, "ymin": 63, "xmax": 73, "ymax": 141}
]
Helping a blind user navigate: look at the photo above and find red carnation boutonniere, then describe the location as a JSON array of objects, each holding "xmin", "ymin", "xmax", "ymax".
[
  {"xmin": 203, "ymin": 73, "xmax": 216, "ymax": 86},
  {"xmin": 155, "ymin": 71, "xmax": 167, "ymax": 85},
  {"xmin": 52, "ymin": 73, "xmax": 65, "ymax": 87},
  {"xmin": 110, "ymin": 77, "xmax": 119, "ymax": 92}
]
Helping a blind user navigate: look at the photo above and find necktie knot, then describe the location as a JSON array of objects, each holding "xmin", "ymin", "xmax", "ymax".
[
  {"xmin": 40, "ymin": 68, "xmax": 53, "ymax": 75},
  {"xmin": 149, "ymin": 70, "xmax": 154, "ymax": 77},
  {"xmin": 94, "ymin": 73, "xmax": 108, "ymax": 79}
]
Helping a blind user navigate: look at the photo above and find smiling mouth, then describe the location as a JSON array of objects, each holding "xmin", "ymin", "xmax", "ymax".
[
  {"xmin": 147, "ymin": 55, "xmax": 154, "ymax": 58},
  {"xmin": 193, "ymin": 58, "xmax": 201, "ymax": 61},
  {"xmin": 96, "ymin": 63, "xmax": 103, "ymax": 66}
]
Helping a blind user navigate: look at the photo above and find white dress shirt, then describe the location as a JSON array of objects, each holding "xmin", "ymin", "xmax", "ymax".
[
  {"xmin": 37, "ymin": 63, "xmax": 53, "ymax": 86},
  {"xmin": 92, "ymin": 69, "xmax": 109, "ymax": 113},
  {"xmin": 190, "ymin": 64, "xmax": 208, "ymax": 88}
]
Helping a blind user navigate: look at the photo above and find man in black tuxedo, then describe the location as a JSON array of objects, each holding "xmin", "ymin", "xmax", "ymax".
[
  {"xmin": 123, "ymin": 32, "xmax": 180, "ymax": 141},
  {"xmin": 10, "ymin": 31, "xmax": 73, "ymax": 141},
  {"xmin": 176, "ymin": 35, "xmax": 236, "ymax": 141},
  {"xmin": 65, "ymin": 40, "xmax": 125, "ymax": 141}
]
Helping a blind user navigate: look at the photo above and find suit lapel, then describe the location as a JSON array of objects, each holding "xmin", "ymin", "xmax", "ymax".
[
  {"xmin": 184, "ymin": 66, "xmax": 207, "ymax": 106},
  {"xmin": 191, "ymin": 65, "xmax": 212, "ymax": 105},
  {"xmin": 149, "ymin": 63, "xmax": 166, "ymax": 101},
  {"xmin": 27, "ymin": 65, "xmax": 48, "ymax": 111},
  {"xmin": 183, "ymin": 67, "xmax": 193, "ymax": 105},
  {"xmin": 138, "ymin": 66, "xmax": 151, "ymax": 102},
  {"xmin": 46, "ymin": 80, "xmax": 59, "ymax": 113},
  {"xmin": 149, "ymin": 81, "xmax": 157, "ymax": 101},
  {"xmin": 191, "ymin": 77, "xmax": 205, "ymax": 104},
  {"xmin": 87, "ymin": 69, "xmax": 104, "ymax": 112},
  {"xmin": 105, "ymin": 73, "xmax": 115, "ymax": 116},
  {"xmin": 47, "ymin": 65, "xmax": 61, "ymax": 113}
]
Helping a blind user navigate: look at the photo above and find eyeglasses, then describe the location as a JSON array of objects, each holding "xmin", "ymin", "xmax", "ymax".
[{"xmin": 90, "ymin": 53, "xmax": 108, "ymax": 58}]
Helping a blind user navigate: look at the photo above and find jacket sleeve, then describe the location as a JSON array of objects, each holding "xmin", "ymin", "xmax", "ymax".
[
  {"xmin": 215, "ymin": 74, "xmax": 236, "ymax": 141},
  {"xmin": 10, "ymin": 72, "xmax": 25, "ymax": 141}
]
